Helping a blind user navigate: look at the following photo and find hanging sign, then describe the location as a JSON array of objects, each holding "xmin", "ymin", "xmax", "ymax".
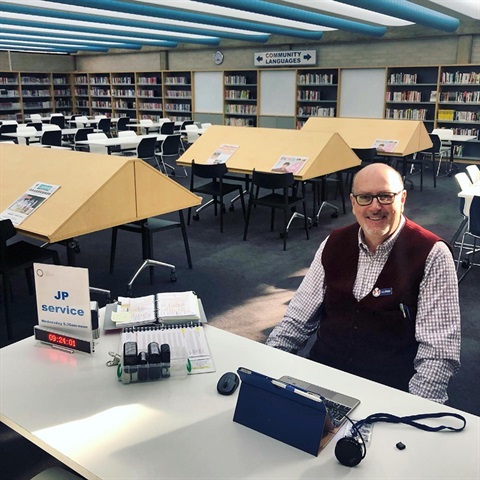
[{"xmin": 254, "ymin": 50, "xmax": 316, "ymax": 67}]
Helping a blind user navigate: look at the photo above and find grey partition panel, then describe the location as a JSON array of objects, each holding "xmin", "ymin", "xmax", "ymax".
[
  {"xmin": 339, "ymin": 68, "xmax": 386, "ymax": 118},
  {"xmin": 193, "ymin": 113, "xmax": 223, "ymax": 125},
  {"xmin": 194, "ymin": 71, "xmax": 223, "ymax": 113},
  {"xmin": 259, "ymin": 70, "xmax": 296, "ymax": 116},
  {"xmin": 258, "ymin": 116, "xmax": 296, "ymax": 129}
]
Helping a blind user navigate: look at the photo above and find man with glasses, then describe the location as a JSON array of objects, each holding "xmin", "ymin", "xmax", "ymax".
[{"xmin": 267, "ymin": 163, "xmax": 460, "ymax": 404}]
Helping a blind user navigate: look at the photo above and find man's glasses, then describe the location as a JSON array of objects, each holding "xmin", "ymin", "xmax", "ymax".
[{"xmin": 352, "ymin": 191, "xmax": 403, "ymax": 206}]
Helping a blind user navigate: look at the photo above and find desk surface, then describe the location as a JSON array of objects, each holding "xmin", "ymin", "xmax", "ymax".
[{"xmin": 1, "ymin": 325, "xmax": 478, "ymax": 480}]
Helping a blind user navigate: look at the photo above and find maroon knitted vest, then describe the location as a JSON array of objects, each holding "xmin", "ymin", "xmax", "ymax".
[{"xmin": 309, "ymin": 218, "xmax": 442, "ymax": 392}]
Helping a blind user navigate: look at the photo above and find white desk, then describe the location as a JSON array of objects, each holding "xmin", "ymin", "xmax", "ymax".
[
  {"xmin": 3, "ymin": 128, "xmax": 79, "ymax": 144},
  {"xmin": 76, "ymin": 133, "xmax": 168, "ymax": 154},
  {"xmin": 1, "ymin": 325, "xmax": 478, "ymax": 480}
]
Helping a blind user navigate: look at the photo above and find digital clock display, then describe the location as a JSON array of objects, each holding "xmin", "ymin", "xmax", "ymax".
[{"xmin": 34, "ymin": 326, "xmax": 93, "ymax": 354}]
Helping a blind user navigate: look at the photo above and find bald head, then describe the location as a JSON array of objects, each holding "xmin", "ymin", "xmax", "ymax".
[{"xmin": 352, "ymin": 163, "xmax": 404, "ymax": 194}]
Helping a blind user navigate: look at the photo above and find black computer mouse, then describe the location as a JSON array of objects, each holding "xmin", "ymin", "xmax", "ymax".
[{"xmin": 217, "ymin": 372, "xmax": 240, "ymax": 395}]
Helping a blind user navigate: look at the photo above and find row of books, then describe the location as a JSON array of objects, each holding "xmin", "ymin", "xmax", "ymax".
[
  {"xmin": 112, "ymin": 77, "xmax": 134, "ymax": 85},
  {"xmin": 225, "ymin": 117, "xmax": 255, "ymax": 126},
  {"xmin": 297, "ymin": 73, "xmax": 335, "ymax": 85},
  {"xmin": 453, "ymin": 111, "xmax": 479, "ymax": 122},
  {"xmin": 225, "ymin": 75, "xmax": 252, "ymax": 85},
  {"xmin": 225, "ymin": 89, "xmax": 255, "ymax": 99},
  {"xmin": 439, "ymin": 91, "xmax": 480, "ymax": 103},
  {"xmin": 437, "ymin": 109, "xmax": 455, "ymax": 120},
  {"xmin": 225, "ymin": 104, "xmax": 257, "ymax": 114},
  {"xmin": 164, "ymin": 77, "xmax": 190, "ymax": 85},
  {"xmin": 89, "ymin": 76, "xmax": 110, "ymax": 84},
  {"xmin": 114, "ymin": 101, "xmax": 135, "ymax": 109},
  {"xmin": 386, "ymin": 91, "xmax": 423, "ymax": 102},
  {"xmin": 137, "ymin": 77, "xmax": 160, "ymax": 85},
  {"xmin": 165, "ymin": 90, "xmax": 192, "ymax": 98},
  {"xmin": 297, "ymin": 90, "xmax": 322, "ymax": 101},
  {"xmin": 441, "ymin": 71, "xmax": 480, "ymax": 85},
  {"xmin": 388, "ymin": 73, "xmax": 418, "ymax": 85},
  {"xmin": 297, "ymin": 107, "xmax": 335, "ymax": 117},
  {"xmin": 385, "ymin": 108, "xmax": 428, "ymax": 120},
  {"xmin": 164, "ymin": 103, "xmax": 191, "ymax": 112},
  {"xmin": 138, "ymin": 102, "xmax": 161, "ymax": 109}
]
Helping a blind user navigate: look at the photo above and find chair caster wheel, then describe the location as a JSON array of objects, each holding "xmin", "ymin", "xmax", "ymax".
[
  {"xmin": 331, "ymin": 212, "xmax": 339, "ymax": 218},
  {"xmin": 461, "ymin": 260, "xmax": 470, "ymax": 269},
  {"xmin": 193, "ymin": 214, "xmax": 199, "ymax": 221},
  {"xmin": 170, "ymin": 273, "xmax": 177, "ymax": 282}
]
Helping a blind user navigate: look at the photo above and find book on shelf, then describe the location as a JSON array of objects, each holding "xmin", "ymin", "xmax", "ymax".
[{"xmin": 111, "ymin": 291, "xmax": 202, "ymax": 327}]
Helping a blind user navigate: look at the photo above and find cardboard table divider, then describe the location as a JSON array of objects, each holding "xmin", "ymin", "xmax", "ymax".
[
  {"xmin": 0, "ymin": 144, "xmax": 201, "ymax": 244},
  {"xmin": 302, "ymin": 117, "xmax": 433, "ymax": 157},
  {"xmin": 233, "ymin": 368, "xmax": 330, "ymax": 456},
  {"xmin": 176, "ymin": 125, "xmax": 361, "ymax": 180}
]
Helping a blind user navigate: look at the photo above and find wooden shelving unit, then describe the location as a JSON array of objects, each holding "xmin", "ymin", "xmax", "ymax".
[
  {"xmin": 385, "ymin": 66, "xmax": 439, "ymax": 130},
  {"xmin": 136, "ymin": 72, "xmax": 163, "ymax": 121},
  {"xmin": 224, "ymin": 70, "xmax": 258, "ymax": 127},
  {"xmin": 162, "ymin": 71, "xmax": 192, "ymax": 123},
  {"xmin": 296, "ymin": 67, "xmax": 339, "ymax": 129}
]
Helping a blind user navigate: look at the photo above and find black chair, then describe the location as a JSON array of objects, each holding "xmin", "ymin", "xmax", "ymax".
[
  {"xmin": 188, "ymin": 161, "xmax": 246, "ymax": 233},
  {"xmin": 160, "ymin": 122, "xmax": 175, "ymax": 134},
  {"xmin": 50, "ymin": 115, "xmax": 65, "ymax": 129},
  {"xmin": 243, "ymin": 170, "xmax": 309, "ymax": 250},
  {"xmin": 402, "ymin": 134, "xmax": 438, "ymax": 191},
  {"xmin": 64, "ymin": 127, "xmax": 94, "ymax": 151},
  {"xmin": 135, "ymin": 136, "xmax": 158, "ymax": 165},
  {"xmin": 155, "ymin": 134, "xmax": 185, "ymax": 176},
  {"xmin": 116, "ymin": 116, "xmax": 130, "ymax": 133},
  {"xmin": 110, "ymin": 211, "xmax": 192, "ymax": 289},
  {"xmin": 0, "ymin": 219, "xmax": 61, "ymax": 340},
  {"xmin": 26, "ymin": 122, "xmax": 43, "ymax": 131},
  {"xmin": 97, "ymin": 117, "xmax": 112, "ymax": 137},
  {"xmin": 308, "ymin": 172, "xmax": 346, "ymax": 225},
  {"xmin": 40, "ymin": 129, "xmax": 62, "ymax": 147},
  {"xmin": 0, "ymin": 123, "xmax": 17, "ymax": 141}
]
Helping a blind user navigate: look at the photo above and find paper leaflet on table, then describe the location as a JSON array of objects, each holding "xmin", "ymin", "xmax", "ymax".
[
  {"xmin": 371, "ymin": 139, "xmax": 399, "ymax": 153},
  {"xmin": 206, "ymin": 144, "xmax": 239, "ymax": 164},
  {"xmin": 0, "ymin": 182, "xmax": 61, "ymax": 226},
  {"xmin": 271, "ymin": 155, "xmax": 308, "ymax": 174}
]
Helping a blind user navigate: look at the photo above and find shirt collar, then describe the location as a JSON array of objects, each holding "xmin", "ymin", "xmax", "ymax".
[{"xmin": 358, "ymin": 215, "xmax": 406, "ymax": 254}]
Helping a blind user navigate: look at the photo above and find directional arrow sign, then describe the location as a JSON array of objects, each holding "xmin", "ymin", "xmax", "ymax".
[{"xmin": 254, "ymin": 49, "xmax": 316, "ymax": 67}]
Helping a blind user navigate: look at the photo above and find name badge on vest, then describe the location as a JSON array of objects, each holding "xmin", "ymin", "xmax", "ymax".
[{"xmin": 372, "ymin": 287, "xmax": 393, "ymax": 297}]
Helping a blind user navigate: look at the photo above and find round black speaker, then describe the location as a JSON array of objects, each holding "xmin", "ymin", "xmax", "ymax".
[{"xmin": 334, "ymin": 437, "xmax": 365, "ymax": 467}]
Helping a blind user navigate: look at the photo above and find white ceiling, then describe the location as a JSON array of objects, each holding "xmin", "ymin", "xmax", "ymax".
[{"xmin": 0, "ymin": 0, "xmax": 478, "ymax": 55}]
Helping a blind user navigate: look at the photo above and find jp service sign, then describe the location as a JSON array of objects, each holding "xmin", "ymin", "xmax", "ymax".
[{"xmin": 254, "ymin": 50, "xmax": 316, "ymax": 67}]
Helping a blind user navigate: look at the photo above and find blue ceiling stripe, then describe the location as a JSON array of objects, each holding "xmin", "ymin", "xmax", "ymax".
[
  {"xmin": 335, "ymin": 0, "xmax": 459, "ymax": 32},
  {"xmin": 0, "ymin": 45, "xmax": 78, "ymax": 53},
  {"xmin": 0, "ymin": 27, "xmax": 170, "ymax": 47},
  {"xmin": 0, "ymin": 18, "xmax": 183, "ymax": 47},
  {"xmin": 0, "ymin": 34, "xmax": 142, "ymax": 50},
  {"xmin": 195, "ymin": 0, "xmax": 386, "ymax": 36},
  {"xmin": 0, "ymin": 2, "xmax": 268, "ymax": 44},
  {"xmin": 44, "ymin": 0, "xmax": 322, "ymax": 40}
]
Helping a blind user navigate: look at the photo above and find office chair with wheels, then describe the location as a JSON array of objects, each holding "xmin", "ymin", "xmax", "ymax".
[
  {"xmin": 188, "ymin": 161, "xmax": 246, "ymax": 233},
  {"xmin": 160, "ymin": 121, "xmax": 175, "ymax": 134},
  {"xmin": 39, "ymin": 129, "xmax": 62, "ymax": 147},
  {"xmin": 134, "ymin": 136, "xmax": 158, "ymax": 166},
  {"xmin": 97, "ymin": 117, "xmax": 112, "ymax": 137},
  {"xmin": 64, "ymin": 127, "xmax": 94, "ymax": 151},
  {"xmin": 109, "ymin": 211, "xmax": 192, "ymax": 293},
  {"xmin": 0, "ymin": 123, "xmax": 18, "ymax": 141},
  {"xmin": 184, "ymin": 124, "xmax": 200, "ymax": 148},
  {"xmin": 116, "ymin": 116, "xmax": 130, "ymax": 133},
  {"xmin": 456, "ymin": 196, "xmax": 480, "ymax": 283},
  {"xmin": 155, "ymin": 134, "xmax": 185, "ymax": 176},
  {"xmin": 451, "ymin": 172, "xmax": 473, "ymax": 247},
  {"xmin": 243, "ymin": 170, "xmax": 309, "ymax": 251},
  {"xmin": 49, "ymin": 114, "xmax": 65, "ymax": 129},
  {"xmin": 1, "ymin": 219, "xmax": 61, "ymax": 340},
  {"xmin": 402, "ymin": 135, "xmax": 438, "ymax": 191},
  {"xmin": 308, "ymin": 172, "xmax": 346, "ymax": 226},
  {"xmin": 87, "ymin": 132, "xmax": 108, "ymax": 154},
  {"xmin": 466, "ymin": 165, "xmax": 480, "ymax": 184}
]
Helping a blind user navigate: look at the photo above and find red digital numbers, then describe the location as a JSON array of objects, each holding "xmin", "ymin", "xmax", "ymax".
[{"xmin": 48, "ymin": 333, "xmax": 76, "ymax": 348}]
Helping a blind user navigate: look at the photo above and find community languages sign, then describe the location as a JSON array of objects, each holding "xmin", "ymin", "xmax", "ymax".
[{"xmin": 254, "ymin": 50, "xmax": 316, "ymax": 67}]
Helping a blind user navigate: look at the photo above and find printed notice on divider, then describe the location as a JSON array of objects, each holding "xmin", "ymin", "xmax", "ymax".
[
  {"xmin": 0, "ymin": 182, "xmax": 60, "ymax": 226},
  {"xmin": 206, "ymin": 144, "xmax": 239, "ymax": 164}
]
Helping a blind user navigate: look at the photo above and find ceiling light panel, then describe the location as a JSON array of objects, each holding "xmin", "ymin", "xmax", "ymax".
[{"xmin": 425, "ymin": 0, "xmax": 480, "ymax": 20}]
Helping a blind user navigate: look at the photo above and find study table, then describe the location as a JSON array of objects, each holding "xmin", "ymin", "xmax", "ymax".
[
  {"xmin": 0, "ymin": 144, "xmax": 201, "ymax": 264},
  {"xmin": 77, "ymin": 133, "xmax": 169, "ymax": 154},
  {"xmin": 3, "ymin": 128, "xmax": 79, "ymax": 144},
  {"xmin": 0, "ymin": 323, "xmax": 478, "ymax": 480}
]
